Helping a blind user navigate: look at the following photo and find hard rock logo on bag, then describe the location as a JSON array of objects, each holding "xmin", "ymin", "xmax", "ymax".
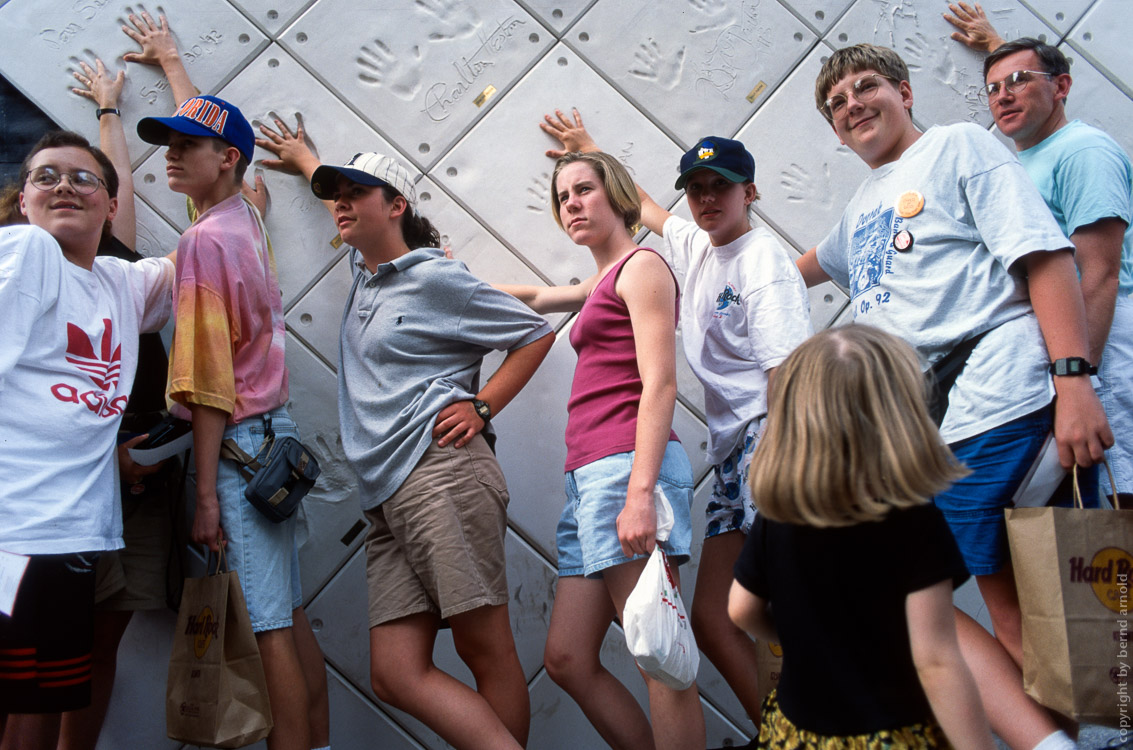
[
  {"xmin": 1068, "ymin": 547, "xmax": 1133, "ymax": 614},
  {"xmin": 185, "ymin": 606, "xmax": 221, "ymax": 658}
]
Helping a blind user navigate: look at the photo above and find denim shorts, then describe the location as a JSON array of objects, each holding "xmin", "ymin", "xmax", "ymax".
[
  {"xmin": 557, "ymin": 441, "xmax": 694, "ymax": 578},
  {"xmin": 933, "ymin": 405, "xmax": 1096, "ymax": 576},
  {"xmin": 195, "ymin": 406, "xmax": 303, "ymax": 632}
]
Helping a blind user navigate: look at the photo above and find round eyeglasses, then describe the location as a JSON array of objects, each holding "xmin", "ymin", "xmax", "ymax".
[
  {"xmin": 822, "ymin": 73, "xmax": 897, "ymax": 121},
  {"xmin": 26, "ymin": 166, "xmax": 107, "ymax": 195},
  {"xmin": 978, "ymin": 70, "xmax": 1054, "ymax": 104}
]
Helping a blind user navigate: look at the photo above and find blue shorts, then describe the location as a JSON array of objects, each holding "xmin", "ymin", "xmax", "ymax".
[
  {"xmin": 557, "ymin": 441, "xmax": 694, "ymax": 578},
  {"xmin": 934, "ymin": 406, "xmax": 1098, "ymax": 576},
  {"xmin": 197, "ymin": 406, "xmax": 303, "ymax": 632}
]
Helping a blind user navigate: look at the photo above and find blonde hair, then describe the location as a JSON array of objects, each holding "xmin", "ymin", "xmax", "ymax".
[
  {"xmin": 750, "ymin": 325, "xmax": 968, "ymax": 527},
  {"xmin": 815, "ymin": 44, "xmax": 911, "ymax": 123},
  {"xmin": 550, "ymin": 151, "xmax": 641, "ymax": 234}
]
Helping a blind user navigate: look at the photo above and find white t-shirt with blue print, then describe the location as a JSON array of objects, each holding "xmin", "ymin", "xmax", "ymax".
[{"xmin": 816, "ymin": 123, "xmax": 1071, "ymax": 444}]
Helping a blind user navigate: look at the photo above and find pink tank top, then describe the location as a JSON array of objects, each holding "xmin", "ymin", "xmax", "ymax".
[{"xmin": 564, "ymin": 248, "xmax": 680, "ymax": 472}]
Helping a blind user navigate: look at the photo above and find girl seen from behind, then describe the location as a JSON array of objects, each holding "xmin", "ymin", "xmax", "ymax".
[{"xmin": 728, "ymin": 325, "xmax": 995, "ymax": 749}]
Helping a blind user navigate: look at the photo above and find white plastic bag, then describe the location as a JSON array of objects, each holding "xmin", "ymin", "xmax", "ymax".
[{"xmin": 622, "ymin": 485, "xmax": 699, "ymax": 690}]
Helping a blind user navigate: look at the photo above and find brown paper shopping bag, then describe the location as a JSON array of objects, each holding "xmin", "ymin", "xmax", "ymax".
[
  {"xmin": 166, "ymin": 549, "xmax": 273, "ymax": 748},
  {"xmin": 1006, "ymin": 464, "xmax": 1133, "ymax": 727},
  {"xmin": 756, "ymin": 639, "xmax": 783, "ymax": 706}
]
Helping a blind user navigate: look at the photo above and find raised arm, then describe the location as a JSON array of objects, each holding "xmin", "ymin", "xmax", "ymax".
[
  {"xmin": 122, "ymin": 11, "xmax": 198, "ymax": 105},
  {"xmin": 72, "ymin": 58, "xmax": 135, "ymax": 249},
  {"xmin": 1024, "ymin": 249, "xmax": 1114, "ymax": 467},
  {"xmin": 121, "ymin": 11, "xmax": 266, "ymax": 214},
  {"xmin": 907, "ymin": 580, "xmax": 996, "ymax": 750},
  {"xmin": 943, "ymin": 3, "xmax": 1005, "ymax": 53},
  {"xmin": 615, "ymin": 251, "xmax": 679, "ymax": 557},
  {"xmin": 256, "ymin": 117, "xmax": 332, "ymax": 217},
  {"xmin": 539, "ymin": 108, "xmax": 671, "ymax": 236}
]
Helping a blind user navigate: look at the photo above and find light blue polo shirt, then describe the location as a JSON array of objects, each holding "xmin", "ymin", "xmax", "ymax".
[
  {"xmin": 337, "ymin": 247, "xmax": 551, "ymax": 509},
  {"xmin": 1018, "ymin": 120, "xmax": 1133, "ymax": 295}
]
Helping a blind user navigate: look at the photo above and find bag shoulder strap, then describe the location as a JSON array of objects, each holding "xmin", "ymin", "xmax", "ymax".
[
  {"xmin": 928, "ymin": 330, "xmax": 990, "ymax": 427},
  {"xmin": 219, "ymin": 438, "xmax": 264, "ymax": 483}
]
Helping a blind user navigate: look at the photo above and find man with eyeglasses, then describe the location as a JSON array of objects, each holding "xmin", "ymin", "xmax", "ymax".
[
  {"xmin": 795, "ymin": 42, "xmax": 1109, "ymax": 750},
  {"xmin": 976, "ymin": 35, "xmax": 1132, "ymax": 508}
]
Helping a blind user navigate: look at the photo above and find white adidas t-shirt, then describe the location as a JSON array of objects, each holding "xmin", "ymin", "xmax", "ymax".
[{"xmin": 0, "ymin": 225, "xmax": 173, "ymax": 554}]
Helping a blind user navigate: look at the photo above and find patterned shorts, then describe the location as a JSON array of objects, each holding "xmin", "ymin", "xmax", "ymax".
[
  {"xmin": 758, "ymin": 690, "xmax": 947, "ymax": 749},
  {"xmin": 704, "ymin": 418, "xmax": 763, "ymax": 538}
]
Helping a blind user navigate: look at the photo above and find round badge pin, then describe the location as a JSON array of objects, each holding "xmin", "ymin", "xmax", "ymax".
[
  {"xmin": 896, "ymin": 190, "xmax": 924, "ymax": 218},
  {"xmin": 893, "ymin": 229, "xmax": 914, "ymax": 252}
]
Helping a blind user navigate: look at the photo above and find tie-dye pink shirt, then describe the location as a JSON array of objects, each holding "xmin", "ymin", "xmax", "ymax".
[{"xmin": 167, "ymin": 194, "xmax": 288, "ymax": 423}]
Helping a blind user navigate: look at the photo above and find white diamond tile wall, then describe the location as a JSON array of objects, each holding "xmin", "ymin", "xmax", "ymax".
[
  {"xmin": 1067, "ymin": 0, "xmax": 1133, "ymax": 100},
  {"xmin": 0, "ymin": 1, "xmax": 267, "ymax": 167},
  {"xmin": 434, "ymin": 43, "xmax": 684, "ymax": 287},
  {"xmin": 2, "ymin": 0, "xmax": 1130, "ymax": 747},
  {"xmin": 515, "ymin": 0, "xmax": 593, "ymax": 34},
  {"xmin": 568, "ymin": 0, "xmax": 816, "ymax": 146},
  {"xmin": 280, "ymin": 0, "xmax": 553, "ymax": 171},
  {"xmin": 1021, "ymin": 0, "xmax": 1094, "ymax": 36}
]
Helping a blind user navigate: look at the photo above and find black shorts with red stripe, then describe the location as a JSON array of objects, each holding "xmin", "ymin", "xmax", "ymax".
[{"xmin": 0, "ymin": 552, "xmax": 96, "ymax": 714}]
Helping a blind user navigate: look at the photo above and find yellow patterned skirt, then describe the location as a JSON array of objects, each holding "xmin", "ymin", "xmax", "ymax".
[{"xmin": 758, "ymin": 690, "xmax": 949, "ymax": 749}]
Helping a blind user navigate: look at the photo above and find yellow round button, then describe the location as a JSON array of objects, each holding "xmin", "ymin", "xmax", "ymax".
[{"xmin": 896, "ymin": 190, "xmax": 924, "ymax": 218}]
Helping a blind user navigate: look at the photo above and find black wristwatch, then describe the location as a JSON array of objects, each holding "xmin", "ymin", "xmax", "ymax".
[
  {"xmin": 96, "ymin": 107, "xmax": 120, "ymax": 120},
  {"xmin": 472, "ymin": 399, "xmax": 492, "ymax": 423},
  {"xmin": 1049, "ymin": 357, "xmax": 1097, "ymax": 376}
]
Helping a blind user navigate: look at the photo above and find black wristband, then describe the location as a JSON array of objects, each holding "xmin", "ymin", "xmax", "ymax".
[
  {"xmin": 1049, "ymin": 357, "xmax": 1097, "ymax": 376},
  {"xmin": 96, "ymin": 108, "xmax": 120, "ymax": 120}
]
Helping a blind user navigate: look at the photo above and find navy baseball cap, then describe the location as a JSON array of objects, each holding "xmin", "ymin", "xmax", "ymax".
[
  {"xmin": 675, "ymin": 136, "xmax": 755, "ymax": 189},
  {"xmin": 137, "ymin": 95, "xmax": 255, "ymax": 162}
]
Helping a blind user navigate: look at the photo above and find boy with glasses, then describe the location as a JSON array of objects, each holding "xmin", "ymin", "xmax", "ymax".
[
  {"xmin": 0, "ymin": 131, "xmax": 174, "ymax": 750},
  {"xmin": 796, "ymin": 43, "xmax": 1109, "ymax": 750}
]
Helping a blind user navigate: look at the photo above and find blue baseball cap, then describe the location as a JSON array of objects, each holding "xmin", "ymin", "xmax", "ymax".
[
  {"xmin": 675, "ymin": 136, "xmax": 755, "ymax": 189},
  {"xmin": 137, "ymin": 95, "xmax": 255, "ymax": 162}
]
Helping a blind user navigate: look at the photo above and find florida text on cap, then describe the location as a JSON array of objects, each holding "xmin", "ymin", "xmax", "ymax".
[{"xmin": 136, "ymin": 95, "xmax": 255, "ymax": 163}]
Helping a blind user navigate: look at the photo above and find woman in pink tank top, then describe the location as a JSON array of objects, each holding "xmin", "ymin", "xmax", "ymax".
[{"xmin": 500, "ymin": 152, "xmax": 704, "ymax": 750}]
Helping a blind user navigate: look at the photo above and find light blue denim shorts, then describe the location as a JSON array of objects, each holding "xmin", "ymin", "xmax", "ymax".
[
  {"xmin": 557, "ymin": 441, "xmax": 694, "ymax": 578},
  {"xmin": 196, "ymin": 406, "xmax": 303, "ymax": 633}
]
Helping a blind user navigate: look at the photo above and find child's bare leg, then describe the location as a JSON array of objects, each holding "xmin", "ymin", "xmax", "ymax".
[
  {"xmin": 1, "ymin": 713, "xmax": 60, "ymax": 750},
  {"xmin": 605, "ymin": 562, "xmax": 706, "ymax": 750},
  {"xmin": 370, "ymin": 613, "xmax": 522, "ymax": 750},
  {"xmin": 257, "ymin": 627, "xmax": 311, "ymax": 750},
  {"xmin": 544, "ymin": 575, "xmax": 655, "ymax": 750},
  {"xmin": 691, "ymin": 531, "xmax": 762, "ymax": 724},
  {"xmin": 57, "ymin": 609, "xmax": 133, "ymax": 750},
  {"xmin": 291, "ymin": 607, "xmax": 329, "ymax": 747},
  {"xmin": 975, "ymin": 566, "xmax": 1024, "ymax": 666},
  {"xmin": 954, "ymin": 608, "xmax": 1058, "ymax": 750},
  {"xmin": 449, "ymin": 604, "xmax": 530, "ymax": 746}
]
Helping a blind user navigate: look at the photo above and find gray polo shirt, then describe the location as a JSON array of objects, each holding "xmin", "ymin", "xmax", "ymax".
[{"xmin": 338, "ymin": 247, "xmax": 552, "ymax": 509}]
